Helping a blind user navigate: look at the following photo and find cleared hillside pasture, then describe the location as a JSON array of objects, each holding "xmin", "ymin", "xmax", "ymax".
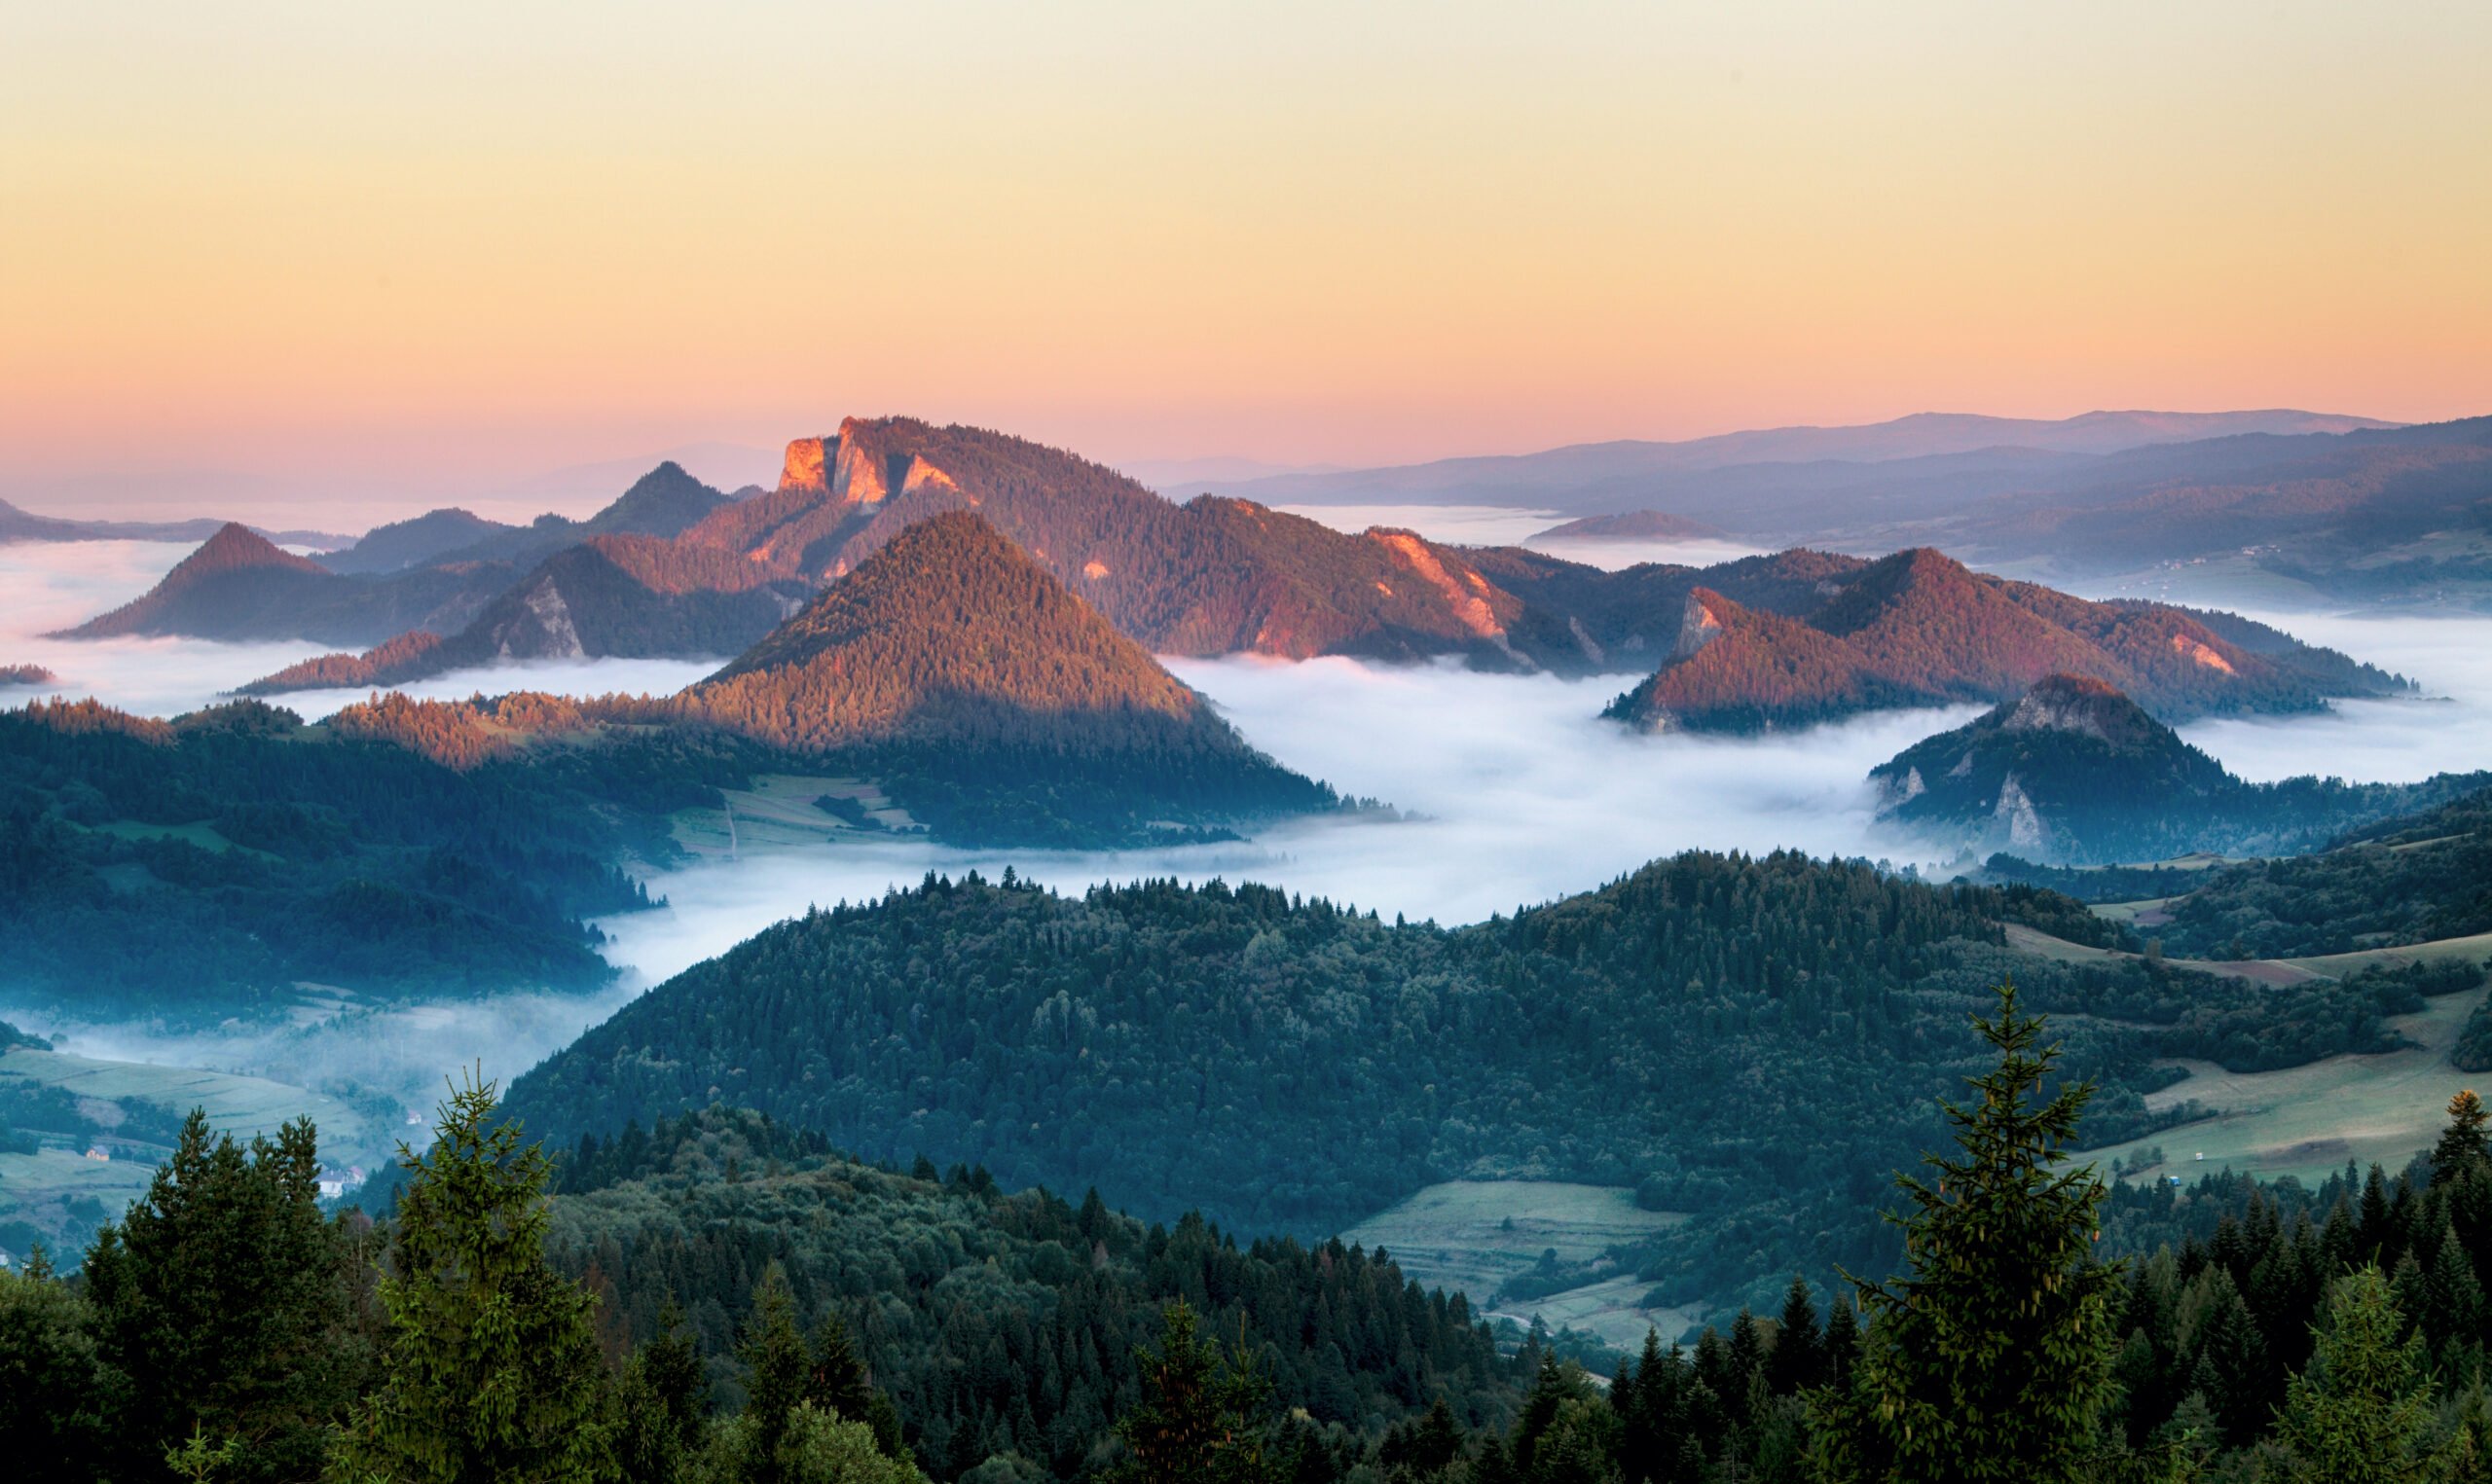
[
  {"xmin": 1340, "ymin": 1179, "xmax": 1693, "ymax": 1347},
  {"xmin": 2079, "ymin": 946, "xmax": 2492, "ymax": 1185}
]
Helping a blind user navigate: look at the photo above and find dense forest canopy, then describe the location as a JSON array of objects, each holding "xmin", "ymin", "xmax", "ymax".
[{"xmin": 506, "ymin": 850, "xmax": 2443, "ymax": 1316}]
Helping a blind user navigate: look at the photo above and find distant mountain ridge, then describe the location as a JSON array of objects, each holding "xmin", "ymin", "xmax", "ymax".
[
  {"xmin": 1602, "ymin": 547, "xmax": 2408, "ymax": 734},
  {"xmin": 1184, "ymin": 409, "xmax": 2492, "ymax": 603},
  {"xmin": 1188, "ymin": 409, "xmax": 2397, "ymax": 506},
  {"xmin": 1869, "ymin": 673, "xmax": 2489, "ymax": 863},
  {"xmin": 0, "ymin": 496, "xmax": 344, "ymax": 550}
]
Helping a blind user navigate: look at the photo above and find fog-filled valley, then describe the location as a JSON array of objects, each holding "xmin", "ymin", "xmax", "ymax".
[{"xmin": 10, "ymin": 528, "xmax": 2490, "ymax": 1141}]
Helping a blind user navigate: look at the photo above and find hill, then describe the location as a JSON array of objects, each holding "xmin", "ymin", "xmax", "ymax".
[
  {"xmin": 1528, "ymin": 510, "xmax": 1723, "ymax": 544},
  {"xmin": 1602, "ymin": 547, "xmax": 2406, "ymax": 733},
  {"xmin": 0, "ymin": 497, "xmax": 343, "ymax": 549},
  {"xmin": 539, "ymin": 1106, "xmax": 1527, "ymax": 1480},
  {"xmin": 2150, "ymin": 785, "xmax": 2492, "ymax": 959},
  {"xmin": 0, "ymin": 697, "xmax": 674, "ymax": 1018},
  {"xmin": 55, "ymin": 523, "xmax": 513, "ymax": 647},
  {"xmin": 1189, "ymin": 411, "xmax": 2492, "ymax": 605},
  {"xmin": 1869, "ymin": 674, "xmax": 2490, "ymax": 863},
  {"xmin": 503, "ymin": 851, "xmax": 2408, "ymax": 1317},
  {"xmin": 1190, "ymin": 409, "xmax": 2395, "ymax": 510},
  {"xmin": 69, "ymin": 466, "xmax": 752, "ymax": 651},
  {"xmin": 674, "ymin": 512, "xmax": 1337, "ymax": 843}
]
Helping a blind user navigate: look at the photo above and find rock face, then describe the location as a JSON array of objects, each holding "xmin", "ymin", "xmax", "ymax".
[{"xmin": 779, "ymin": 437, "xmax": 831, "ymax": 494}]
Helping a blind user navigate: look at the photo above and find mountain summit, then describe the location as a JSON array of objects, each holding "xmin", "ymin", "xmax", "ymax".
[
  {"xmin": 1870, "ymin": 673, "xmax": 2483, "ymax": 862},
  {"xmin": 676, "ymin": 511, "xmax": 1336, "ymax": 840},
  {"xmin": 684, "ymin": 510, "xmax": 1211, "ymax": 751}
]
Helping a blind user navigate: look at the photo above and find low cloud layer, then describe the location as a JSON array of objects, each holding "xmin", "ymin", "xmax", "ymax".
[
  {"xmin": 0, "ymin": 539, "xmax": 721, "ymax": 718},
  {"xmin": 6, "ymin": 535, "xmax": 2488, "ymax": 1131}
]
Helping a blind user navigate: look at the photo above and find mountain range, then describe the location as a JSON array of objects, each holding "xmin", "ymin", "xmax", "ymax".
[
  {"xmin": 1869, "ymin": 673, "xmax": 2491, "ymax": 863},
  {"xmin": 0, "ymin": 496, "xmax": 343, "ymax": 550},
  {"xmin": 26, "ymin": 417, "xmax": 2376, "ymax": 739},
  {"xmin": 1188, "ymin": 410, "xmax": 2492, "ymax": 601}
]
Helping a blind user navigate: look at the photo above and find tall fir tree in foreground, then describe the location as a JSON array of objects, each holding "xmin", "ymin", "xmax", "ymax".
[
  {"xmin": 84, "ymin": 1110, "xmax": 367, "ymax": 1483},
  {"xmin": 1811, "ymin": 981, "xmax": 2125, "ymax": 1483},
  {"xmin": 2276, "ymin": 1265, "xmax": 2439, "ymax": 1483},
  {"xmin": 1108, "ymin": 1300, "xmax": 1279, "ymax": 1484},
  {"xmin": 330, "ymin": 1073, "xmax": 612, "ymax": 1484}
]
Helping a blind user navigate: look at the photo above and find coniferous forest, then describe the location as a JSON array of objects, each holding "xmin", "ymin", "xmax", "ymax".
[{"xmin": 17, "ymin": 1000, "xmax": 2492, "ymax": 1482}]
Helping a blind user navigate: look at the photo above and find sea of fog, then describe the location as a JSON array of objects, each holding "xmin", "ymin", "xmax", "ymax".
[{"xmin": 6, "ymin": 532, "xmax": 2491, "ymax": 1125}]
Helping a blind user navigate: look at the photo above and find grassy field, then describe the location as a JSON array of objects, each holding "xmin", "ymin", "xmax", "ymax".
[
  {"xmin": 1341, "ymin": 1180, "xmax": 1694, "ymax": 1348},
  {"xmin": 670, "ymin": 774, "xmax": 923, "ymax": 856},
  {"xmin": 2078, "ymin": 956, "xmax": 2492, "ymax": 1187},
  {"xmin": 0, "ymin": 1047, "xmax": 379, "ymax": 1257}
]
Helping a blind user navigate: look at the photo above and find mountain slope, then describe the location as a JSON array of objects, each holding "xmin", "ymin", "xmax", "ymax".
[
  {"xmin": 683, "ymin": 511, "xmax": 1211, "ymax": 749},
  {"xmin": 1601, "ymin": 548, "xmax": 2406, "ymax": 733},
  {"xmin": 673, "ymin": 512, "xmax": 1335, "ymax": 840},
  {"xmin": 540, "ymin": 1107, "xmax": 1525, "ymax": 1481},
  {"xmin": 504, "ymin": 851, "xmax": 2404, "ymax": 1317},
  {"xmin": 1870, "ymin": 675, "xmax": 2492, "ymax": 863}
]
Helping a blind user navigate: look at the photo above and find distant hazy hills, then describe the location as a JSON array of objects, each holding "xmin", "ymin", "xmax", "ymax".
[
  {"xmin": 1185, "ymin": 409, "xmax": 2395, "ymax": 506},
  {"xmin": 1870, "ymin": 673, "xmax": 2490, "ymax": 864},
  {"xmin": 1187, "ymin": 409, "xmax": 2492, "ymax": 600},
  {"xmin": 0, "ymin": 496, "xmax": 342, "ymax": 550}
]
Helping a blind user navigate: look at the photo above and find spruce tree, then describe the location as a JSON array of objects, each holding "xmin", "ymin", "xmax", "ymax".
[
  {"xmin": 1108, "ymin": 1301, "xmax": 1275, "ymax": 1484},
  {"xmin": 1769, "ymin": 1276, "xmax": 1825, "ymax": 1395},
  {"xmin": 2437, "ymin": 1090, "xmax": 2492, "ymax": 1184},
  {"xmin": 84, "ymin": 1110, "xmax": 356, "ymax": 1483},
  {"xmin": 330, "ymin": 1073, "xmax": 613, "ymax": 1483},
  {"xmin": 1810, "ymin": 981, "xmax": 2123, "ymax": 1483},
  {"xmin": 614, "ymin": 1301, "xmax": 707, "ymax": 1484},
  {"xmin": 2276, "ymin": 1265, "xmax": 2439, "ymax": 1483}
]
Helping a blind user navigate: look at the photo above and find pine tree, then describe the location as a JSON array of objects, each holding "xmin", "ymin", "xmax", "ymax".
[
  {"xmin": 2276, "ymin": 1265, "xmax": 2439, "ymax": 1483},
  {"xmin": 1810, "ymin": 981, "xmax": 2123, "ymax": 1483},
  {"xmin": 614, "ymin": 1301, "xmax": 706, "ymax": 1484},
  {"xmin": 1107, "ymin": 1301, "xmax": 1275, "ymax": 1484},
  {"xmin": 330, "ymin": 1072, "xmax": 613, "ymax": 1482},
  {"xmin": 84, "ymin": 1110, "xmax": 356, "ymax": 1483},
  {"xmin": 2437, "ymin": 1091, "xmax": 2492, "ymax": 1184},
  {"xmin": 1768, "ymin": 1275, "xmax": 1825, "ymax": 1395}
]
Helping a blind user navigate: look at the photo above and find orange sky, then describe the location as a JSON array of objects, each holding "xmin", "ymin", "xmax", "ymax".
[{"xmin": 4, "ymin": 2, "xmax": 2488, "ymax": 510}]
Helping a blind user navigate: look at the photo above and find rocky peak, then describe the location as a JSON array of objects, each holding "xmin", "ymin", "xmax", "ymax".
[
  {"xmin": 1999, "ymin": 673, "xmax": 2158, "ymax": 745},
  {"xmin": 779, "ymin": 436, "xmax": 833, "ymax": 493},
  {"xmin": 176, "ymin": 523, "xmax": 327, "ymax": 578},
  {"xmin": 1672, "ymin": 590, "xmax": 1731, "ymax": 661}
]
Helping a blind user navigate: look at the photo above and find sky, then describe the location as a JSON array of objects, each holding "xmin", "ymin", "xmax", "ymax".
[{"xmin": 5, "ymin": 1, "xmax": 2490, "ymax": 517}]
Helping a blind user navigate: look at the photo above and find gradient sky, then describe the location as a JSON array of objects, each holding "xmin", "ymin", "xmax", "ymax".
[{"xmin": 4, "ymin": 1, "xmax": 2489, "ymax": 513}]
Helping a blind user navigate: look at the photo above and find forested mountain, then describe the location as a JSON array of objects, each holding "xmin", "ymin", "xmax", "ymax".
[
  {"xmin": 504, "ymin": 851, "xmax": 2423, "ymax": 1317},
  {"xmin": 245, "ymin": 517, "xmax": 1338, "ymax": 847},
  {"xmin": 1870, "ymin": 673, "xmax": 2492, "ymax": 863},
  {"xmin": 2151, "ymin": 784, "xmax": 2492, "ymax": 959},
  {"xmin": 1602, "ymin": 547, "xmax": 2406, "ymax": 733},
  {"xmin": 84, "ymin": 419, "xmax": 2400, "ymax": 739},
  {"xmin": 52, "ymin": 523, "xmax": 510, "ymax": 646},
  {"xmin": 0, "ymin": 697, "xmax": 670, "ymax": 1015},
  {"xmin": 315, "ymin": 506, "xmax": 518, "ymax": 574},
  {"xmin": 540, "ymin": 1106, "xmax": 1528, "ymax": 1481}
]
